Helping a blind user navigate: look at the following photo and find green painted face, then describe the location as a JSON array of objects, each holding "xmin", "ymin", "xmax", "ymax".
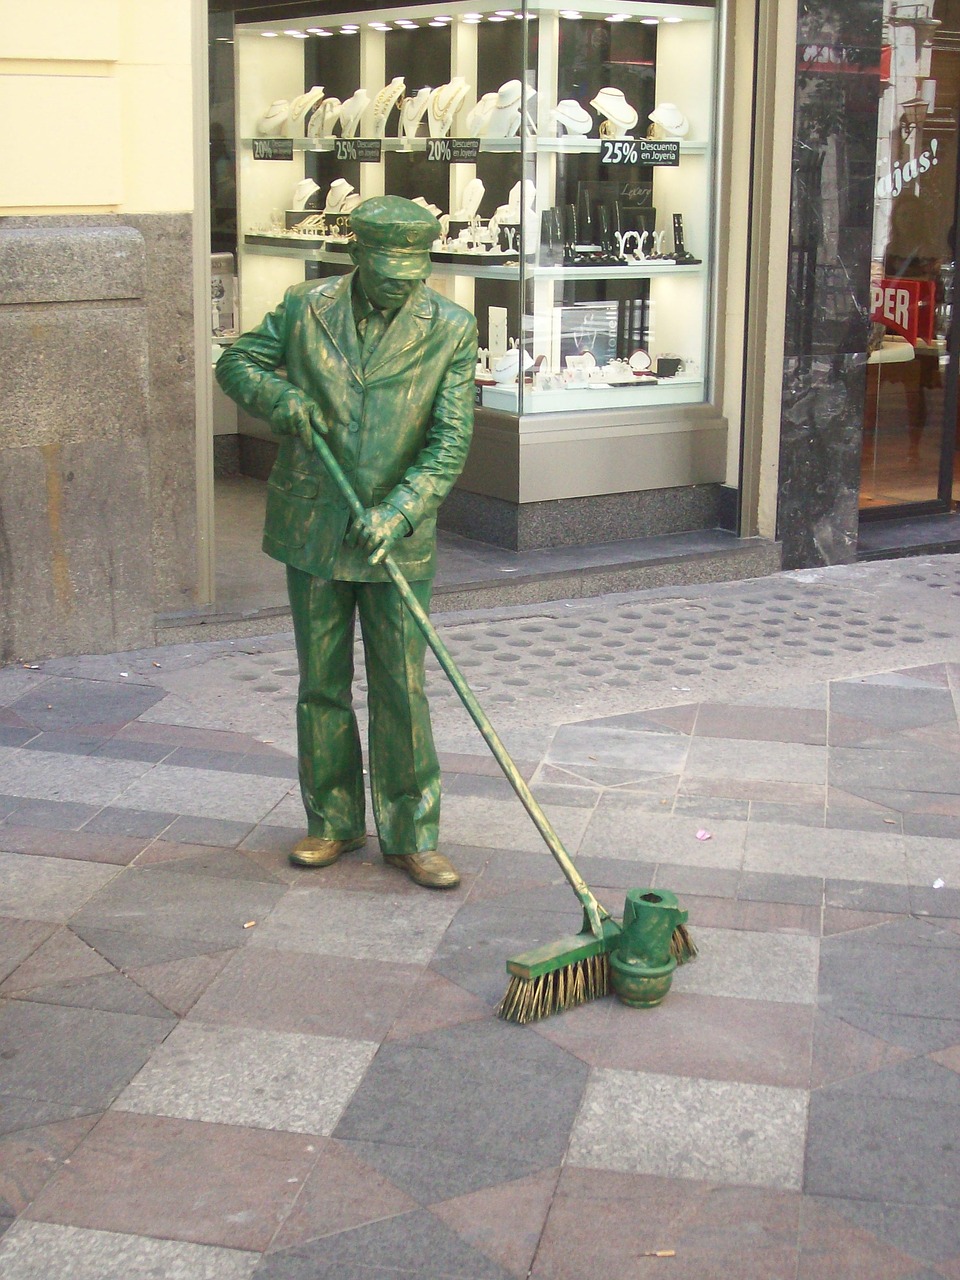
[{"xmin": 355, "ymin": 247, "xmax": 421, "ymax": 311}]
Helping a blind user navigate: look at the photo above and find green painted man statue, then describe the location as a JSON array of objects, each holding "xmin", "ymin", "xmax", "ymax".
[{"xmin": 216, "ymin": 195, "xmax": 477, "ymax": 888}]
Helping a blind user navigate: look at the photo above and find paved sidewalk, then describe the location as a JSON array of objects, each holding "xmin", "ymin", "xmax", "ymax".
[{"xmin": 2, "ymin": 555, "xmax": 960, "ymax": 1277}]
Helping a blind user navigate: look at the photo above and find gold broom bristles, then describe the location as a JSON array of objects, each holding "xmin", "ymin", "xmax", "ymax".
[{"xmin": 496, "ymin": 953, "xmax": 610, "ymax": 1024}]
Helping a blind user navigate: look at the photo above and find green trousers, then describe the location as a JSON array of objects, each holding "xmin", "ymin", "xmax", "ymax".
[{"xmin": 287, "ymin": 566, "xmax": 441, "ymax": 856}]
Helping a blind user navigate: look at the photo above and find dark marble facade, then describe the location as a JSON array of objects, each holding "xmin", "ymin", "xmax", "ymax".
[{"xmin": 778, "ymin": 1, "xmax": 884, "ymax": 569}]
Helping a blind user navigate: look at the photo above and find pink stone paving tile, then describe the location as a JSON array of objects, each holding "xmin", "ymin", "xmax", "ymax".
[
  {"xmin": 633, "ymin": 703, "xmax": 699, "ymax": 734},
  {"xmin": 679, "ymin": 895, "xmax": 821, "ymax": 936},
  {"xmin": 386, "ymin": 970, "xmax": 490, "ymax": 1040},
  {"xmin": 532, "ymin": 1168, "xmax": 800, "ymax": 1280},
  {"xmin": 125, "ymin": 950, "xmax": 238, "ymax": 1016},
  {"xmin": 679, "ymin": 778, "xmax": 826, "ymax": 805},
  {"xmin": 132, "ymin": 840, "xmax": 238, "ymax": 867},
  {"xmin": 821, "ymin": 907, "xmax": 896, "ymax": 936},
  {"xmin": 809, "ymin": 1011, "xmax": 912, "ymax": 1088},
  {"xmin": 439, "ymin": 751, "xmax": 536, "ymax": 779},
  {"xmin": 536, "ymin": 992, "xmax": 815, "ymax": 1088},
  {"xmin": 25, "ymin": 1111, "xmax": 322, "ymax": 1251},
  {"xmin": 797, "ymin": 1197, "xmax": 924, "ymax": 1279},
  {"xmin": 112, "ymin": 722, "xmax": 256, "ymax": 752},
  {"xmin": 931, "ymin": 1043, "xmax": 960, "ymax": 1074},
  {"xmin": 0, "ymin": 1114, "xmax": 101, "ymax": 1216},
  {"xmin": 0, "ymin": 927, "xmax": 112, "ymax": 995},
  {"xmin": 0, "ymin": 825, "xmax": 146, "ymax": 865},
  {"xmin": 693, "ymin": 703, "xmax": 827, "ymax": 745},
  {"xmin": 0, "ymin": 919, "xmax": 56, "ymax": 984},
  {"xmin": 188, "ymin": 948, "xmax": 423, "ymax": 1041},
  {"xmin": 430, "ymin": 1168, "xmax": 561, "ymax": 1279},
  {"xmin": 268, "ymin": 1136, "xmax": 418, "ymax": 1249}
]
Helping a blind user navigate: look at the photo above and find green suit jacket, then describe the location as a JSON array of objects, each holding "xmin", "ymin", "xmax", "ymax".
[{"xmin": 216, "ymin": 272, "xmax": 477, "ymax": 581}]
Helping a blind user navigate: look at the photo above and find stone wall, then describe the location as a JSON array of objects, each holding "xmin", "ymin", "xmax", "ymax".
[{"xmin": 0, "ymin": 215, "xmax": 198, "ymax": 662}]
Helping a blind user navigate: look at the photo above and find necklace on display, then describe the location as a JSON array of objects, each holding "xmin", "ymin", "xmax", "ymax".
[
  {"xmin": 400, "ymin": 87, "xmax": 432, "ymax": 138},
  {"xmin": 590, "ymin": 87, "xmax": 638, "ymax": 138},
  {"xmin": 371, "ymin": 77, "xmax": 406, "ymax": 139},
  {"xmin": 308, "ymin": 97, "xmax": 342, "ymax": 140},
  {"xmin": 338, "ymin": 89, "xmax": 370, "ymax": 138},
  {"xmin": 289, "ymin": 86, "xmax": 325, "ymax": 134},
  {"xmin": 465, "ymin": 93, "xmax": 498, "ymax": 137},
  {"xmin": 551, "ymin": 99, "xmax": 592, "ymax": 137},
  {"xmin": 428, "ymin": 78, "xmax": 468, "ymax": 137},
  {"xmin": 255, "ymin": 100, "xmax": 290, "ymax": 137}
]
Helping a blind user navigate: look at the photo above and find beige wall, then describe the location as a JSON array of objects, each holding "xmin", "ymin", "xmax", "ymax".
[{"xmin": 0, "ymin": 0, "xmax": 194, "ymax": 214}]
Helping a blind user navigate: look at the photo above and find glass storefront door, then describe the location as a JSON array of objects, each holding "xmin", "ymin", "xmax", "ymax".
[{"xmin": 862, "ymin": 0, "xmax": 960, "ymax": 514}]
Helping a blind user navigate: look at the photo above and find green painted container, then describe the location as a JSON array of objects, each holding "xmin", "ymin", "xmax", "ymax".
[{"xmin": 609, "ymin": 889, "xmax": 688, "ymax": 1008}]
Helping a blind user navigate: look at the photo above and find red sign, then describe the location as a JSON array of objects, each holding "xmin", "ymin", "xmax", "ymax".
[{"xmin": 870, "ymin": 278, "xmax": 936, "ymax": 345}]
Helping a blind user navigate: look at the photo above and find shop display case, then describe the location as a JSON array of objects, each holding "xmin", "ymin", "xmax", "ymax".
[{"xmin": 234, "ymin": 0, "xmax": 718, "ymax": 419}]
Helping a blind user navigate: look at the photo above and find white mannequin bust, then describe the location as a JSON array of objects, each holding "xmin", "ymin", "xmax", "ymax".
[
  {"xmin": 400, "ymin": 86, "xmax": 432, "ymax": 139},
  {"xmin": 308, "ymin": 97, "xmax": 342, "ymax": 140},
  {"xmin": 589, "ymin": 87, "xmax": 638, "ymax": 139},
  {"xmin": 427, "ymin": 77, "xmax": 469, "ymax": 138},
  {"xmin": 371, "ymin": 77, "xmax": 406, "ymax": 139},
  {"xmin": 338, "ymin": 89, "xmax": 370, "ymax": 138}
]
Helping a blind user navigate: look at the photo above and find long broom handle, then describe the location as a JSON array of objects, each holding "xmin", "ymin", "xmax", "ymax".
[{"xmin": 311, "ymin": 428, "xmax": 609, "ymax": 939}]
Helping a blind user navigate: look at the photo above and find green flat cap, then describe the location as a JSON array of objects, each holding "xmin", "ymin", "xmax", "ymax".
[{"xmin": 349, "ymin": 195, "xmax": 440, "ymax": 279}]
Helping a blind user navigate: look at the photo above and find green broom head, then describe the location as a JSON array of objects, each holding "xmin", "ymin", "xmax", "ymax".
[
  {"xmin": 497, "ymin": 893, "xmax": 697, "ymax": 1024},
  {"xmin": 496, "ymin": 917, "xmax": 622, "ymax": 1024}
]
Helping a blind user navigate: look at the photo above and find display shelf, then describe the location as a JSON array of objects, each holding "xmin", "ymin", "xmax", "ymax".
[
  {"xmin": 481, "ymin": 376, "xmax": 705, "ymax": 412},
  {"xmin": 241, "ymin": 135, "xmax": 708, "ymax": 155}
]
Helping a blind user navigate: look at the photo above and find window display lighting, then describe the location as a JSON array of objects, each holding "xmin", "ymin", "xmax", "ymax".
[
  {"xmin": 284, "ymin": 29, "xmax": 309, "ymax": 37},
  {"xmin": 307, "ymin": 26, "xmax": 333, "ymax": 34},
  {"xmin": 260, "ymin": 30, "xmax": 278, "ymax": 37},
  {"xmin": 559, "ymin": 10, "xmax": 583, "ymax": 17},
  {"xmin": 489, "ymin": 16, "xmax": 508, "ymax": 21},
  {"xmin": 606, "ymin": 13, "xmax": 629, "ymax": 20},
  {"xmin": 640, "ymin": 16, "xmax": 659, "ymax": 23}
]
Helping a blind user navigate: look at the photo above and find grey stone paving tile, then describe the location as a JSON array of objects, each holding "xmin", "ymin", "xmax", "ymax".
[
  {"xmin": 567, "ymin": 1068, "xmax": 807, "ymax": 1189},
  {"xmin": 830, "ymin": 676, "xmax": 957, "ymax": 731},
  {"xmin": 738, "ymin": 871, "xmax": 823, "ymax": 907},
  {"xmin": 826, "ymin": 806, "xmax": 904, "ymax": 833},
  {"xmin": 0, "ymin": 792, "xmax": 23, "ymax": 819},
  {"xmin": 815, "ymin": 1196, "xmax": 960, "ymax": 1267},
  {"xmin": 431, "ymin": 898, "xmax": 579, "ymax": 1005},
  {"xmin": 651, "ymin": 862, "xmax": 740, "ymax": 898},
  {"xmin": 749, "ymin": 802, "xmax": 825, "ymax": 827},
  {"xmin": 231, "ymin": 753, "xmax": 298, "ymax": 781},
  {"xmin": 673, "ymin": 794, "xmax": 751, "ymax": 822},
  {"xmin": 68, "ymin": 866, "xmax": 286, "ymax": 949},
  {"xmin": 743, "ymin": 822, "xmax": 910, "ymax": 883},
  {"xmin": 828, "ymin": 1055, "xmax": 960, "ymax": 1104},
  {"xmin": 0, "ymin": 1222, "xmax": 259, "ymax": 1279},
  {"xmin": 0, "ymin": 918, "xmax": 57, "ymax": 984},
  {"xmin": 0, "ymin": 668, "xmax": 47, "ymax": 708},
  {"xmin": 910, "ymin": 882, "xmax": 960, "ymax": 918},
  {"xmin": 904, "ymin": 812, "xmax": 960, "ymax": 838},
  {"xmin": 19, "ymin": 731, "xmax": 111, "ymax": 756},
  {"xmin": 685, "ymin": 737, "xmax": 828, "ymax": 787},
  {"xmin": 671, "ymin": 926, "xmax": 819, "ymax": 1004},
  {"xmin": 255, "ymin": 1209, "xmax": 513, "ymax": 1280},
  {"xmin": 0, "ymin": 926, "xmax": 115, "ymax": 994},
  {"xmin": 0, "ymin": 747, "xmax": 151, "ymax": 806},
  {"xmin": 250, "ymin": 886, "xmax": 462, "ymax": 966},
  {"xmin": 0, "ymin": 1001, "xmax": 172, "ymax": 1114},
  {"xmin": 546, "ymin": 722, "xmax": 689, "ymax": 773},
  {"xmin": 823, "ymin": 879, "xmax": 913, "ymax": 913},
  {"xmin": 80, "ymin": 807, "xmax": 177, "ymax": 839},
  {"xmin": 160, "ymin": 816, "xmax": 257, "ymax": 848},
  {"xmin": 67, "ymin": 925, "xmax": 238, "ymax": 972},
  {"xmin": 15, "ymin": 970, "xmax": 175, "ymax": 1021},
  {"xmin": 5, "ymin": 798, "xmax": 102, "ymax": 832},
  {"xmin": 116, "ymin": 1022, "xmax": 375, "ymax": 1134},
  {"xmin": 139, "ymin": 847, "xmax": 283, "ymax": 884},
  {"xmin": 438, "ymin": 792, "xmax": 591, "ymax": 855},
  {"xmin": 818, "ymin": 918, "xmax": 960, "ymax": 1053},
  {"xmin": 904, "ymin": 833, "xmax": 960, "ymax": 887},
  {"xmin": 334, "ymin": 1020, "xmax": 587, "ymax": 1202},
  {"xmin": 0, "ymin": 1094, "xmax": 101, "ymax": 1138},
  {"xmin": 0, "ymin": 728, "xmax": 37, "ymax": 748},
  {"xmin": 830, "ymin": 747, "xmax": 960, "ymax": 798},
  {"xmin": 90, "ymin": 740, "xmax": 176, "ymax": 764},
  {"xmin": 0, "ymin": 852, "xmax": 120, "ymax": 923},
  {"xmin": 110, "ymin": 766, "xmax": 292, "ymax": 824},
  {"xmin": 8, "ymin": 677, "xmax": 164, "ymax": 729},
  {"xmin": 805, "ymin": 1089, "xmax": 960, "ymax": 1205},
  {"xmin": 163, "ymin": 747, "xmax": 251, "ymax": 773},
  {"xmin": 580, "ymin": 802, "xmax": 746, "ymax": 869}
]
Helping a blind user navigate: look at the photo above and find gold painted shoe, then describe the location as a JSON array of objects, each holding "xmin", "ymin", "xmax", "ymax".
[
  {"xmin": 383, "ymin": 850, "xmax": 461, "ymax": 889},
  {"xmin": 289, "ymin": 835, "xmax": 365, "ymax": 868}
]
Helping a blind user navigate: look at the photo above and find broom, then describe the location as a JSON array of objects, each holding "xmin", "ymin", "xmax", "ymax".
[{"xmin": 310, "ymin": 428, "xmax": 695, "ymax": 1022}]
